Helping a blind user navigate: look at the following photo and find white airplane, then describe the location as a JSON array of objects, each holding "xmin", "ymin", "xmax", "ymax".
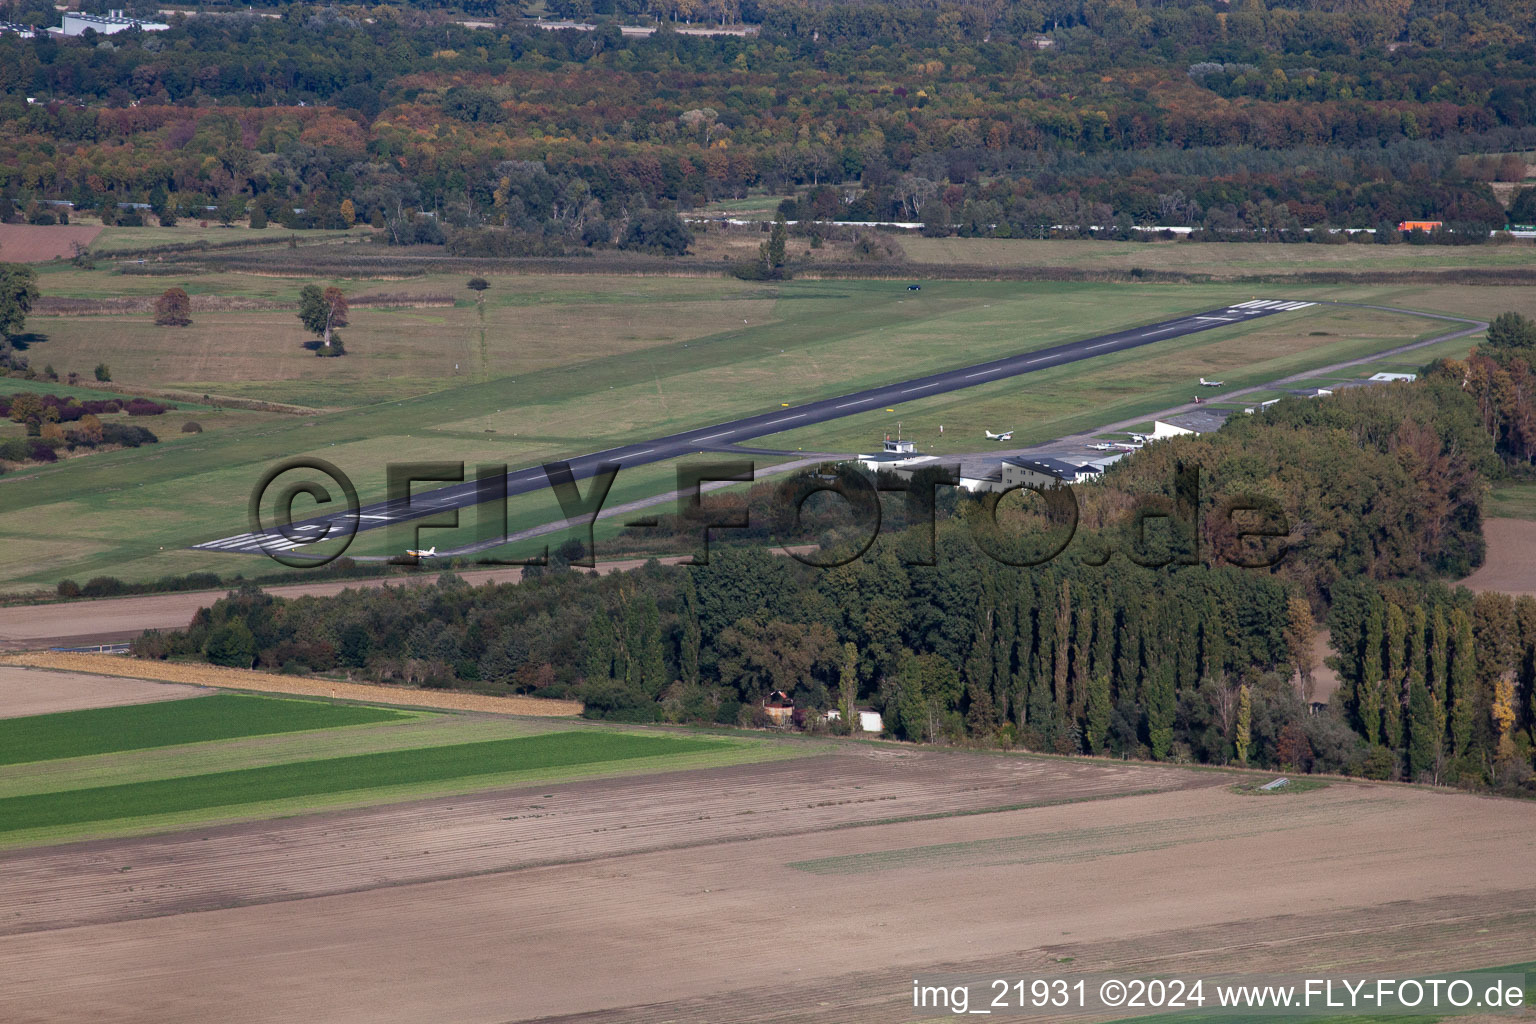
[
  {"xmin": 1128, "ymin": 433, "xmax": 1151, "ymax": 443},
  {"xmin": 1113, "ymin": 441, "xmax": 1144, "ymax": 451},
  {"xmin": 1086, "ymin": 442, "xmax": 1118, "ymax": 451},
  {"xmin": 985, "ymin": 429, "xmax": 1014, "ymax": 441},
  {"xmin": 406, "ymin": 546, "xmax": 437, "ymax": 558},
  {"xmin": 1199, "ymin": 377, "xmax": 1225, "ymax": 387}
]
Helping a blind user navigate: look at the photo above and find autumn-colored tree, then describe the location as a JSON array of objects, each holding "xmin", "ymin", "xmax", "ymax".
[
  {"xmin": 339, "ymin": 198, "xmax": 356, "ymax": 227},
  {"xmin": 153, "ymin": 287, "xmax": 191, "ymax": 327},
  {"xmin": 1284, "ymin": 595, "xmax": 1315, "ymax": 700}
]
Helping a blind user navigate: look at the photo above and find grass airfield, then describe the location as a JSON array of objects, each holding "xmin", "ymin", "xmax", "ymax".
[{"xmin": 1, "ymin": 262, "xmax": 1507, "ymax": 593}]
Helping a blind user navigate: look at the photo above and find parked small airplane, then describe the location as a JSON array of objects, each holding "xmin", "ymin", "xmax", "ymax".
[
  {"xmin": 1086, "ymin": 442, "xmax": 1118, "ymax": 451},
  {"xmin": 406, "ymin": 546, "xmax": 437, "ymax": 558},
  {"xmin": 1113, "ymin": 441, "xmax": 1144, "ymax": 450},
  {"xmin": 1128, "ymin": 433, "xmax": 1150, "ymax": 443},
  {"xmin": 1199, "ymin": 377, "xmax": 1225, "ymax": 387},
  {"xmin": 985, "ymin": 429, "xmax": 1014, "ymax": 441}
]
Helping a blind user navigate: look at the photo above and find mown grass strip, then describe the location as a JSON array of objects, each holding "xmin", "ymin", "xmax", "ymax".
[
  {"xmin": 0, "ymin": 694, "xmax": 409, "ymax": 765},
  {"xmin": 0, "ymin": 731, "xmax": 721, "ymax": 831}
]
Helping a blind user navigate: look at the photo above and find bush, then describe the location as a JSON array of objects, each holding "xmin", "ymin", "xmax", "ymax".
[
  {"xmin": 181, "ymin": 420, "xmax": 203, "ymax": 433},
  {"xmin": 81, "ymin": 575, "xmax": 127, "ymax": 597},
  {"xmin": 94, "ymin": 363, "xmax": 111, "ymax": 382},
  {"xmin": 619, "ymin": 210, "xmax": 693, "ymax": 256},
  {"xmin": 580, "ymin": 679, "xmax": 662, "ymax": 722},
  {"xmin": 56, "ymin": 578, "xmax": 81, "ymax": 598},
  {"xmin": 466, "ymin": 276, "xmax": 489, "ymax": 292},
  {"xmin": 125, "ymin": 398, "xmax": 170, "ymax": 416},
  {"xmin": 100, "ymin": 423, "xmax": 158, "ymax": 447},
  {"xmin": 445, "ymin": 228, "xmax": 564, "ymax": 257}
]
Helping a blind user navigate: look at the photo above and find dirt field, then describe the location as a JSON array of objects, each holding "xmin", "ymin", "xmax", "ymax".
[
  {"xmin": 1460, "ymin": 517, "xmax": 1536, "ymax": 595},
  {"xmin": 0, "ymin": 665, "xmax": 207, "ymax": 719},
  {"xmin": 0, "ymin": 743, "xmax": 1530, "ymax": 1023},
  {"xmin": 1, "ymin": 653, "xmax": 582, "ymax": 717},
  {"xmin": 0, "ymin": 223, "xmax": 101, "ymax": 262}
]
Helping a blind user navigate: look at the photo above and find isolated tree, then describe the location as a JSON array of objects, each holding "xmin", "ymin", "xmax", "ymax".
[
  {"xmin": 215, "ymin": 195, "xmax": 246, "ymax": 228},
  {"xmin": 838, "ymin": 641, "xmax": 858, "ymax": 735},
  {"xmin": 466, "ymin": 276, "xmax": 490, "ymax": 292},
  {"xmin": 759, "ymin": 212, "xmax": 789, "ymax": 277},
  {"xmin": 0, "ymin": 263, "xmax": 39, "ymax": 340},
  {"xmin": 94, "ymin": 363, "xmax": 111, "ymax": 382},
  {"xmin": 339, "ymin": 198, "xmax": 356, "ymax": 227},
  {"xmin": 1486, "ymin": 312, "xmax": 1536, "ymax": 350},
  {"xmin": 297, "ymin": 284, "xmax": 349, "ymax": 352},
  {"xmin": 153, "ymin": 287, "xmax": 192, "ymax": 327}
]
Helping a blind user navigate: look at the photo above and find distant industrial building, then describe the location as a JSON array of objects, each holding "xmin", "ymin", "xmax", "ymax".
[
  {"xmin": 1368, "ymin": 372, "xmax": 1417, "ymax": 383},
  {"xmin": 1149, "ymin": 408, "xmax": 1233, "ymax": 439},
  {"xmin": 854, "ymin": 436, "xmax": 937, "ymax": 474},
  {"xmin": 999, "ymin": 456, "xmax": 1104, "ymax": 489},
  {"xmin": 0, "ymin": 21, "xmax": 36, "ymax": 37},
  {"xmin": 58, "ymin": 10, "xmax": 169, "ymax": 35}
]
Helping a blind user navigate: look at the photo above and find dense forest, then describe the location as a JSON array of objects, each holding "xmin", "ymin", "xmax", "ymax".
[
  {"xmin": 132, "ymin": 355, "xmax": 1536, "ymax": 793},
  {"xmin": 3, "ymin": 0, "xmax": 1536, "ymax": 240}
]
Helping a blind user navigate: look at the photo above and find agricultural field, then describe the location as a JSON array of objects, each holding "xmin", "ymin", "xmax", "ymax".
[
  {"xmin": 0, "ymin": 265, "xmax": 1508, "ymax": 593},
  {"xmin": 0, "ymin": 703, "xmax": 1530, "ymax": 1022},
  {"xmin": 0, "ymin": 667, "xmax": 777, "ymax": 848}
]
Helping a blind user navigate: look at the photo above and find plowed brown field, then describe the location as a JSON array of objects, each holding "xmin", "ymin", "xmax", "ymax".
[
  {"xmin": 0, "ymin": 223, "xmax": 101, "ymax": 262},
  {"xmin": 1, "ymin": 743, "xmax": 1530, "ymax": 1023},
  {"xmin": 0, "ymin": 665, "xmax": 208, "ymax": 718}
]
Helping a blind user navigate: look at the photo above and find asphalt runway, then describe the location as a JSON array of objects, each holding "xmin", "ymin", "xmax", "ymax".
[{"xmin": 195, "ymin": 298, "xmax": 1314, "ymax": 557}]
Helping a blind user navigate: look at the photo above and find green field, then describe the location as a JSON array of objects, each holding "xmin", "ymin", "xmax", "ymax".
[
  {"xmin": 0, "ymin": 730, "xmax": 723, "ymax": 833},
  {"xmin": 0, "ymin": 693, "xmax": 410, "ymax": 765}
]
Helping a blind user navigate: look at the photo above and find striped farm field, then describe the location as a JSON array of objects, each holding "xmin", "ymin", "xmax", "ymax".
[
  {"xmin": 0, "ymin": 693, "xmax": 410, "ymax": 765},
  {"xmin": 0, "ymin": 731, "xmax": 723, "ymax": 835}
]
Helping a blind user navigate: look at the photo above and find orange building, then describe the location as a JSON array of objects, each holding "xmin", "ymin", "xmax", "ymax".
[{"xmin": 1397, "ymin": 220, "xmax": 1442, "ymax": 232}]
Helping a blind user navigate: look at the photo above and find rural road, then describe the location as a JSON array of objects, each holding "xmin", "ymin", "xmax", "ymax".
[{"xmin": 196, "ymin": 298, "xmax": 1314, "ymax": 557}]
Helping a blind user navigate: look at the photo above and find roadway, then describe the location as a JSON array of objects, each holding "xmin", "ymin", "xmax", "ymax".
[{"xmin": 194, "ymin": 298, "xmax": 1317, "ymax": 557}]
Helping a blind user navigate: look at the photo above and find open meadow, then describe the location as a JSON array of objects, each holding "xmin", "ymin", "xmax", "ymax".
[{"xmin": 0, "ymin": 661, "xmax": 1530, "ymax": 1023}]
